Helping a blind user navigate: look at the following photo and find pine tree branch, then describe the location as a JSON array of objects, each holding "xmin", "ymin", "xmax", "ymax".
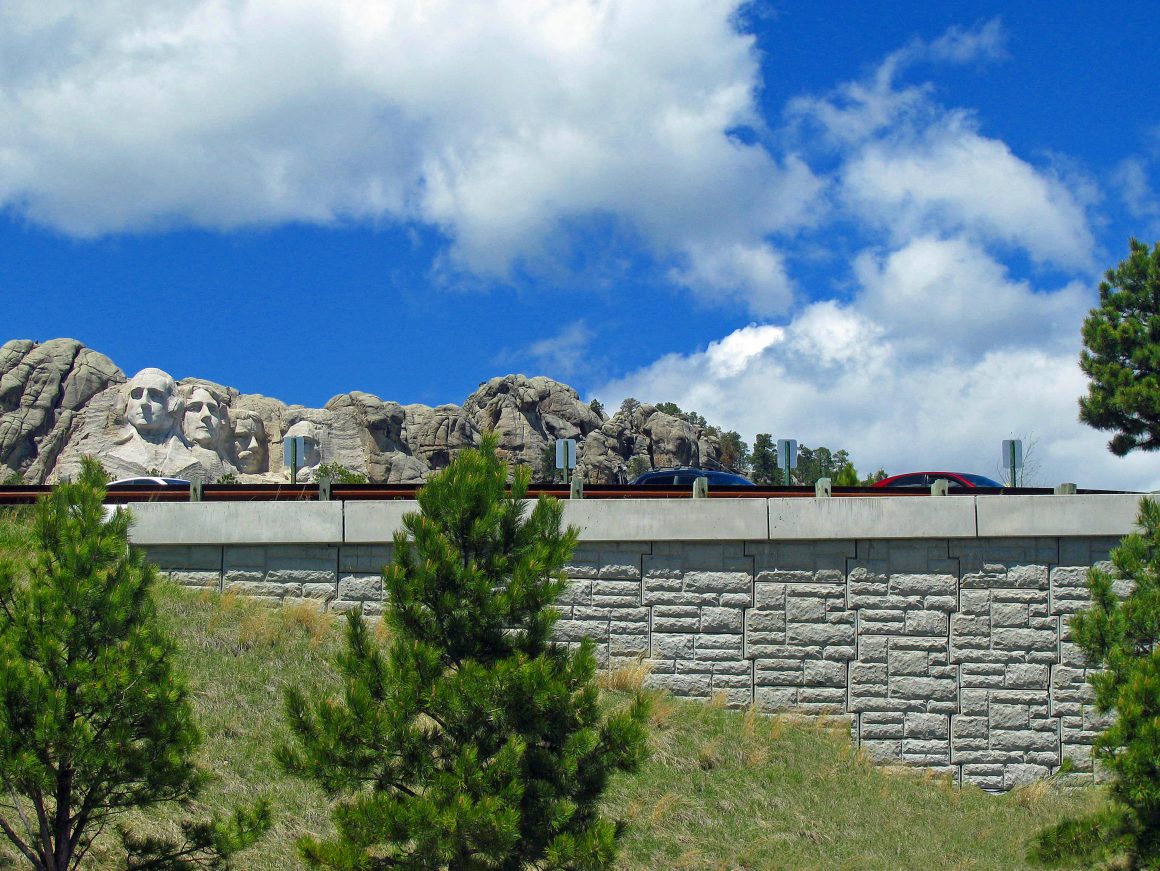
[{"xmin": 0, "ymin": 810, "xmax": 43, "ymax": 870}]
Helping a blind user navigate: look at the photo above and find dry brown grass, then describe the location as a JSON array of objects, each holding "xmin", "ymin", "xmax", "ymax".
[
  {"xmin": 282, "ymin": 599, "xmax": 336, "ymax": 645},
  {"xmin": 1008, "ymin": 778, "xmax": 1052, "ymax": 809},
  {"xmin": 597, "ymin": 658, "xmax": 653, "ymax": 693}
]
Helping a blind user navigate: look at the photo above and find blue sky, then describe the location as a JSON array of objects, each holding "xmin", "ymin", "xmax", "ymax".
[{"xmin": 3, "ymin": 1, "xmax": 1159, "ymax": 489}]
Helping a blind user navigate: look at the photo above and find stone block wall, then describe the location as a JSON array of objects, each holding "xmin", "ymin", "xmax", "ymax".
[{"xmin": 142, "ymin": 531, "xmax": 1121, "ymax": 790}]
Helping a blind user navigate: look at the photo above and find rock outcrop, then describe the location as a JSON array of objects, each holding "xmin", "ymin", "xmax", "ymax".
[
  {"xmin": 463, "ymin": 375, "xmax": 604, "ymax": 472},
  {"xmin": 1, "ymin": 339, "xmax": 723, "ymax": 485},
  {"xmin": 0, "ymin": 339, "xmax": 124, "ymax": 481}
]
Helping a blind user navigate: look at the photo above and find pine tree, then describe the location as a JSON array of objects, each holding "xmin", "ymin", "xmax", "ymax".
[
  {"xmin": 751, "ymin": 434, "xmax": 780, "ymax": 485},
  {"xmin": 833, "ymin": 462, "xmax": 860, "ymax": 486},
  {"xmin": 1079, "ymin": 238, "xmax": 1160, "ymax": 455},
  {"xmin": 279, "ymin": 434, "xmax": 650, "ymax": 869},
  {"xmin": 718, "ymin": 431, "xmax": 751, "ymax": 475},
  {"xmin": 0, "ymin": 457, "xmax": 268, "ymax": 871},
  {"xmin": 1031, "ymin": 497, "xmax": 1160, "ymax": 869}
]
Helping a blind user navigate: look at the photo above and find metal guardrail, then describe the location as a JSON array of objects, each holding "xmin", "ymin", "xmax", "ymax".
[{"xmin": 0, "ymin": 483, "xmax": 1136, "ymax": 506}]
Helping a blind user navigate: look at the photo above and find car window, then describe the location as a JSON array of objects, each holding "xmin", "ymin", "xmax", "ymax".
[
  {"xmin": 886, "ymin": 474, "xmax": 925, "ymax": 488},
  {"xmin": 959, "ymin": 473, "xmax": 1003, "ymax": 487}
]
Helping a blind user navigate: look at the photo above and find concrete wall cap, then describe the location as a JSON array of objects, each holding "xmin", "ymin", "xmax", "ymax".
[
  {"xmin": 976, "ymin": 494, "xmax": 1144, "ymax": 537},
  {"xmin": 127, "ymin": 501, "xmax": 343, "ymax": 545},
  {"xmin": 562, "ymin": 498, "xmax": 768, "ymax": 541},
  {"xmin": 768, "ymin": 496, "xmax": 977, "ymax": 540},
  {"xmin": 344, "ymin": 501, "xmax": 415, "ymax": 543}
]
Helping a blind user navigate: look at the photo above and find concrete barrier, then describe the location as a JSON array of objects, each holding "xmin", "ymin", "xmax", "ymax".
[{"xmin": 131, "ymin": 492, "xmax": 1151, "ymax": 791}]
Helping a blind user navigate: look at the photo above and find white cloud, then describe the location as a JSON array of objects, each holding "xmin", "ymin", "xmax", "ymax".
[
  {"xmin": 842, "ymin": 119, "xmax": 1095, "ymax": 268},
  {"xmin": 594, "ymin": 238, "xmax": 1159, "ymax": 492},
  {"xmin": 789, "ymin": 20, "xmax": 1094, "ymax": 270},
  {"xmin": 853, "ymin": 236, "xmax": 1089, "ymax": 357},
  {"xmin": 916, "ymin": 18, "xmax": 1007, "ymax": 65},
  {"xmin": 0, "ymin": 0, "xmax": 818, "ymax": 314},
  {"xmin": 523, "ymin": 320, "xmax": 594, "ymax": 380},
  {"xmin": 668, "ymin": 242, "xmax": 795, "ymax": 315},
  {"xmin": 1112, "ymin": 156, "xmax": 1160, "ymax": 239},
  {"xmin": 590, "ymin": 22, "xmax": 1146, "ymax": 490},
  {"xmin": 786, "ymin": 19, "xmax": 1005, "ymax": 148},
  {"xmin": 703, "ymin": 323, "xmax": 784, "ymax": 378}
]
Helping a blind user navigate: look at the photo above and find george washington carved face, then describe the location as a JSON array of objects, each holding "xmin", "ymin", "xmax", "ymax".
[{"xmin": 124, "ymin": 368, "xmax": 180, "ymax": 436}]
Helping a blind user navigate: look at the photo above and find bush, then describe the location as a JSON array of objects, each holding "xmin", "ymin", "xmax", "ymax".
[{"xmin": 313, "ymin": 462, "xmax": 368, "ymax": 484}]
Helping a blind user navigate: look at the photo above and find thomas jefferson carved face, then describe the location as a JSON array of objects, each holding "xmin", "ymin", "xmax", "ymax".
[
  {"xmin": 124, "ymin": 368, "xmax": 178, "ymax": 436},
  {"xmin": 183, "ymin": 387, "xmax": 226, "ymax": 449},
  {"xmin": 231, "ymin": 411, "xmax": 267, "ymax": 474}
]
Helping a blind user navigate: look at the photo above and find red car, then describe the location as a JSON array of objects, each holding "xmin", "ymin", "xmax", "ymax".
[{"xmin": 871, "ymin": 471, "xmax": 1003, "ymax": 491}]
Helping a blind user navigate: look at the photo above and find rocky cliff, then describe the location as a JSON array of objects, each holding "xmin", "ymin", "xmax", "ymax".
[{"xmin": 0, "ymin": 339, "xmax": 722, "ymax": 485}]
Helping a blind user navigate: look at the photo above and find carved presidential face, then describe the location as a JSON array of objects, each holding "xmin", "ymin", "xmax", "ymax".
[
  {"xmin": 232, "ymin": 412, "xmax": 267, "ymax": 473},
  {"xmin": 284, "ymin": 421, "xmax": 322, "ymax": 468},
  {"xmin": 124, "ymin": 368, "xmax": 178, "ymax": 436},
  {"xmin": 183, "ymin": 387, "xmax": 226, "ymax": 449}
]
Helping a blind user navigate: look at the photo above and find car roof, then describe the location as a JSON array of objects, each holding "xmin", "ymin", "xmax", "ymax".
[
  {"xmin": 630, "ymin": 467, "xmax": 755, "ymax": 485},
  {"xmin": 107, "ymin": 476, "xmax": 191, "ymax": 487}
]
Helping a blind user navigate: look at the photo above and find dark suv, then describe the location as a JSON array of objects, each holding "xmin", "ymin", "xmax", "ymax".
[{"xmin": 629, "ymin": 467, "xmax": 755, "ymax": 487}]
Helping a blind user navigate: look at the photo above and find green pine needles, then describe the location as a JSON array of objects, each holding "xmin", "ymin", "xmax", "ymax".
[
  {"xmin": 1079, "ymin": 238, "xmax": 1160, "ymax": 456},
  {"xmin": 280, "ymin": 434, "xmax": 650, "ymax": 869},
  {"xmin": 0, "ymin": 456, "xmax": 269, "ymax": 870},
  {"xmin": 1032, "ymin": 497, "xmax": 1160, "ymax": 869}
]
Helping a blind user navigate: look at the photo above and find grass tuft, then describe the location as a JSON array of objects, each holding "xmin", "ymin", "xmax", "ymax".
[{"xmin": 598, "ymin": 658, "xmax": 653, "ymax": 693}]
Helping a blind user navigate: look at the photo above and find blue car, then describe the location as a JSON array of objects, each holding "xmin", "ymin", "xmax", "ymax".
[{"xmin": 629, "ymin": 467, "xmax": 755, "ymax": 486}]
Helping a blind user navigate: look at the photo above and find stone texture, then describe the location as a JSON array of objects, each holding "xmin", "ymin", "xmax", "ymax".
[
  {"xmin": 1, "ymin": 338, "xmax": 124, "ymax": 480},
  {"xmin": 139, "ymin": 512, "xmax": 1128, "ymax": 791},
  {"xmin": 576, "ymin": 404, "xmax": 724, "ymax": 484}
]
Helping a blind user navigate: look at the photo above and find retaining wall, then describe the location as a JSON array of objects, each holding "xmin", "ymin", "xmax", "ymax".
[{"xmin": 129, "ymin": 494, "xmax": 1147, "ymax": 790}]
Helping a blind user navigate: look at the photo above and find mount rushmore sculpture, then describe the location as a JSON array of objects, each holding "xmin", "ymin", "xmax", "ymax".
[{"xmin": 1, "ymin": 338, "xmax": 726, "ymax": 485}]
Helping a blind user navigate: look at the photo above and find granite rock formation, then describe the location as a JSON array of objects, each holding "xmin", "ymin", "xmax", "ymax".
[
  {"xmin": 1, "ymin": 339, "xmax": 124, "ymax": 481},
  {"xmin": 1, "ymin": 338, "xmax": 724, "ymax": 485}
]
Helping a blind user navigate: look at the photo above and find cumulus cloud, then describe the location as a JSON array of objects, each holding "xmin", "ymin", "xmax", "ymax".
[
  {"xmin": 668, "ymin": 242, "xmax": 795, "ymax": 315},
  {"xmin": 588, "ymin": 22, "xmax": 1151, "ymax": 489},
  {"xmin": 593, "ymin": 237, "xmax": 1158, "ymax": 492},
  {"xmin": 842, "ymin": 121, "xmax": 1095, "ymax": 268},
  {"xmin": 790, "ymin": 20, "xmax": 1094, "ymax": 270},
  {"xmin": 853, "ymin": 236, "xmax": 1089, "ymax": 357},
  {"xmin": 0, "ymin": 0, "xmax": 818, "ymax": 314}
]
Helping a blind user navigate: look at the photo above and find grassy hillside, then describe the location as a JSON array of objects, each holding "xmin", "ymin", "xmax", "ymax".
[
  {"xmin": 163, "ymin": 588, "xmax": 1103, "ymax": 868},
  {"xmin": 0, "ymin": 555, "xmax": 1104, "ymax": 868}
]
